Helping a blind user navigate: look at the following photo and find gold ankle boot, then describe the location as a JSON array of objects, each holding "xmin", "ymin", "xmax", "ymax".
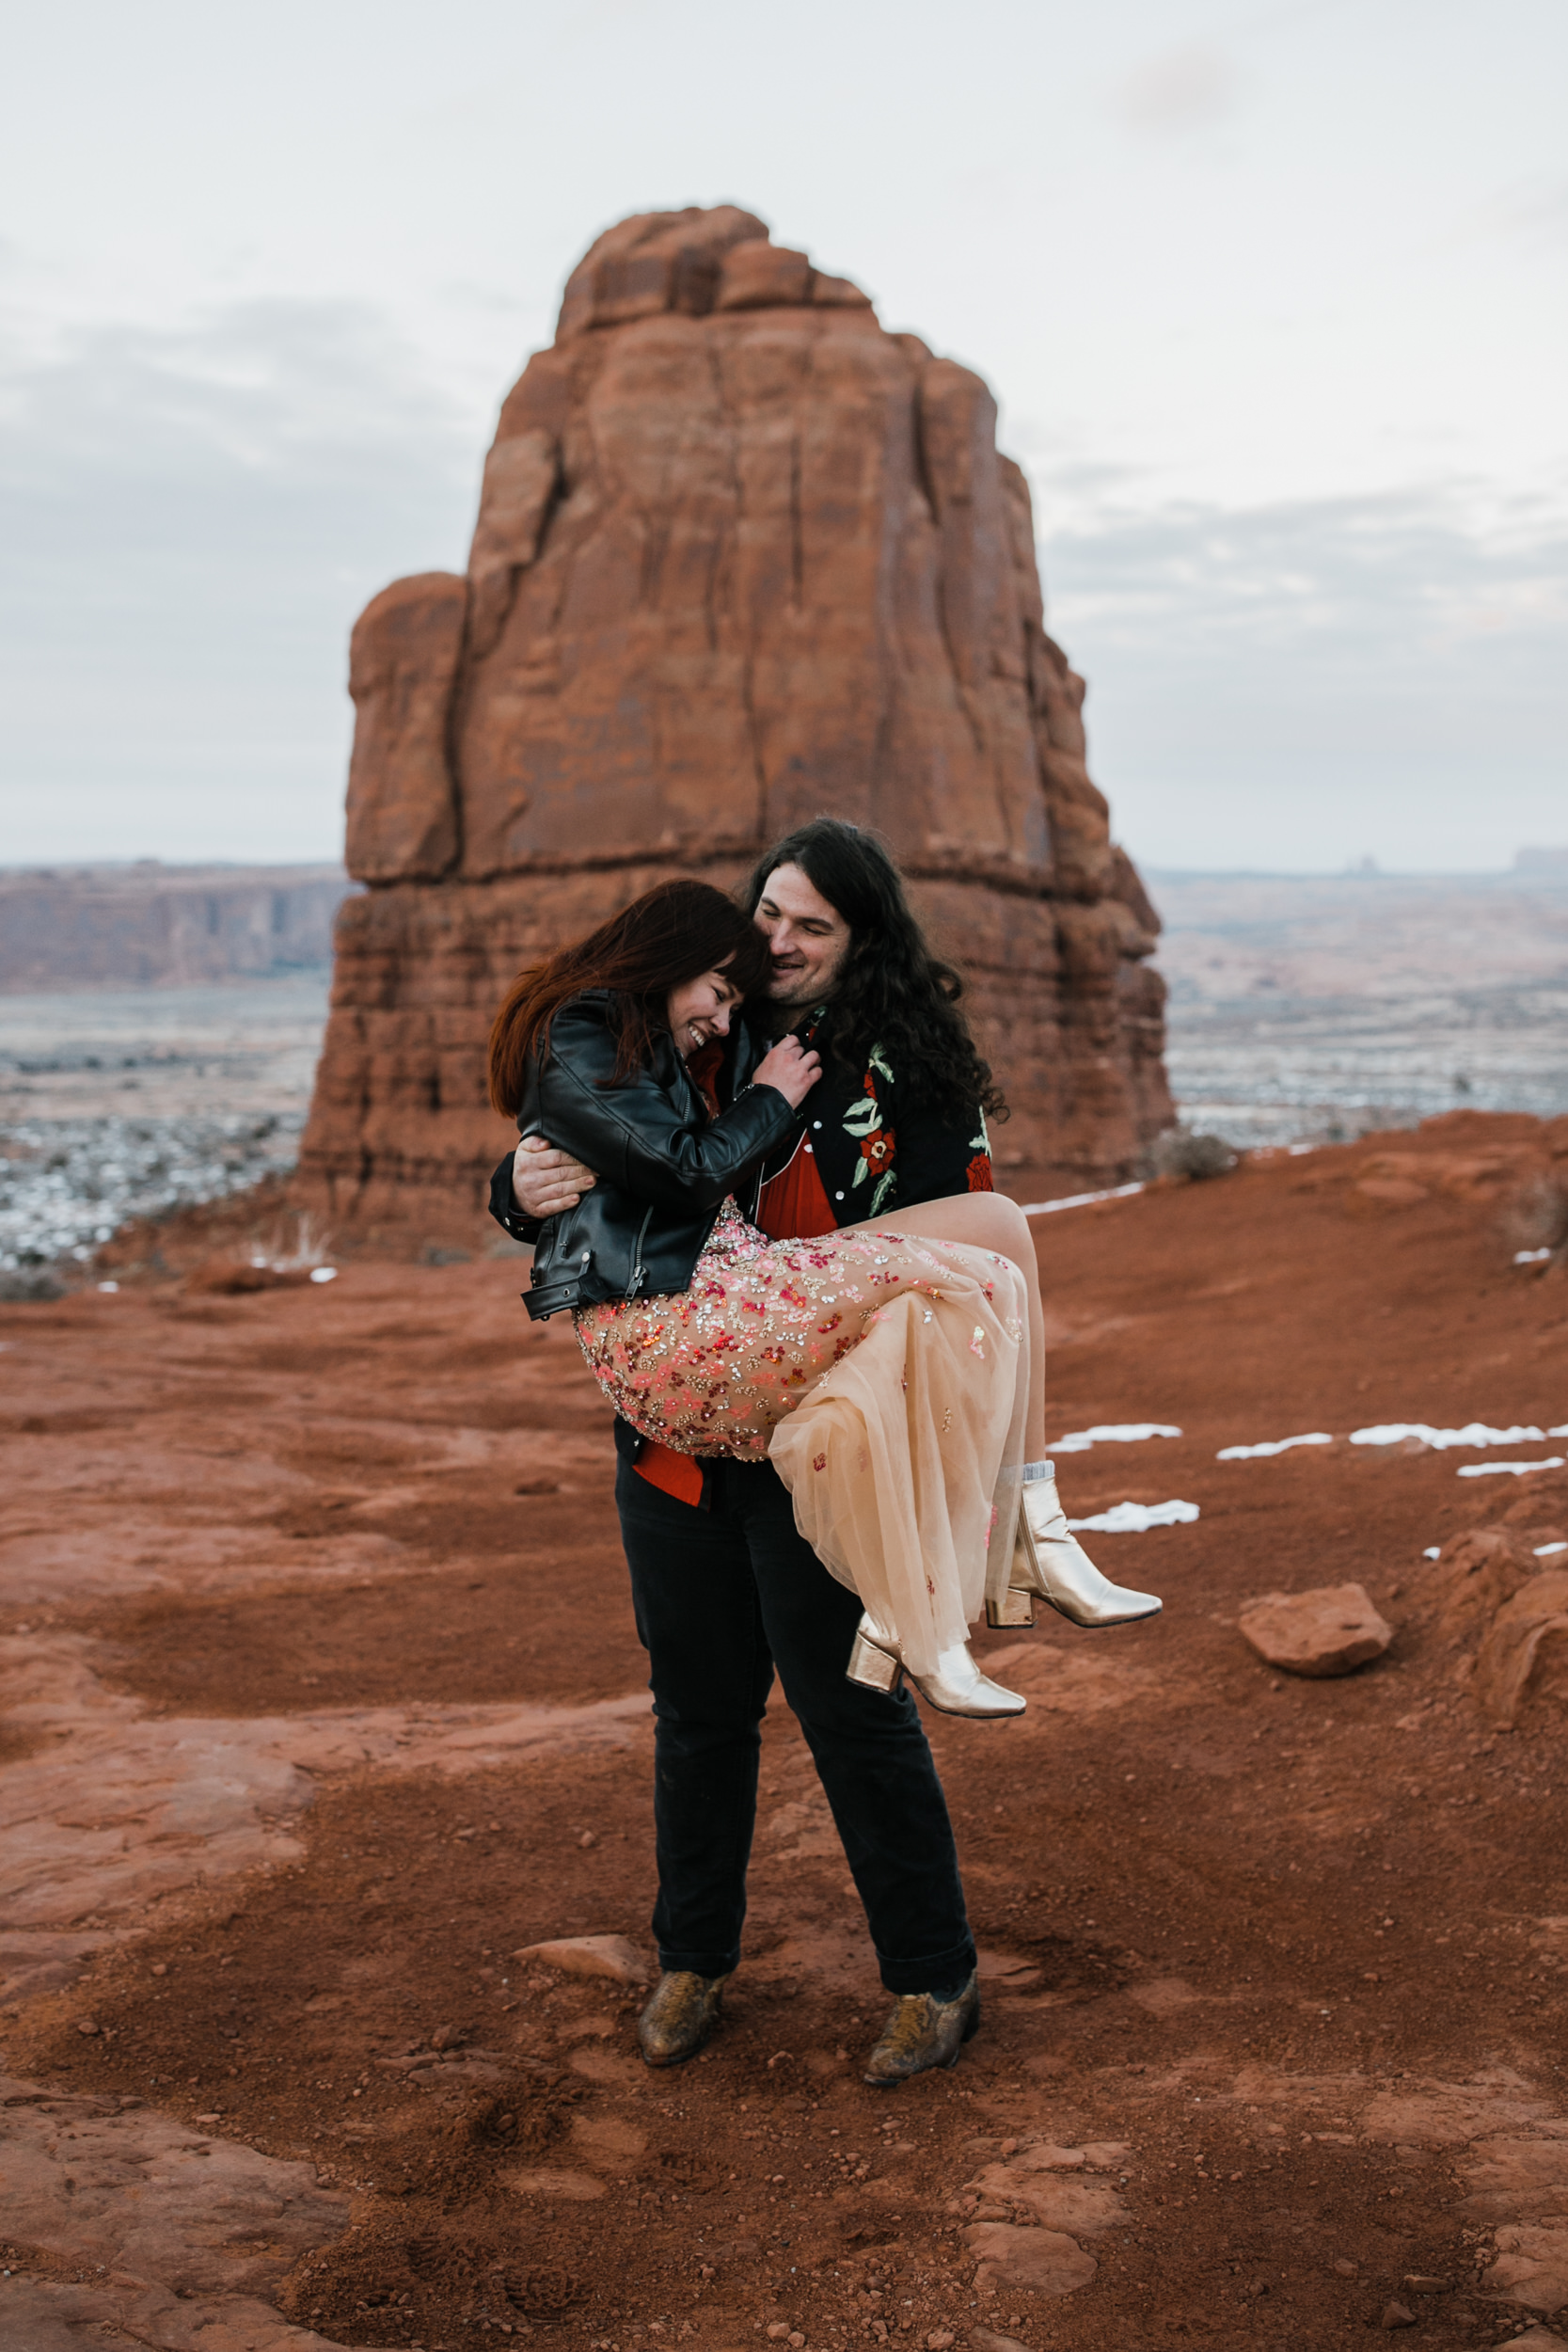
[
  {"xmin": 863, "ymin": 1972, "xmax": 981, "ymax": 2087},
  {"xmin": 636, "ymin": 1968, "xmax": 731, "ymax": 2067},
  {"xmin": 847, "ymin": 1615, "xmax": 1025, "ymax": 1718},
  {"xmin": 986, "ymin": 1466, "xmax": 1162, "ymax": 1630}
]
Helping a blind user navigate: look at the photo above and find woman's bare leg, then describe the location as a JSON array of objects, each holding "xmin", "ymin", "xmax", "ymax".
[{"xmin": 841, "ymin": 1195, "xmax": 1048, "ymax": 1457}]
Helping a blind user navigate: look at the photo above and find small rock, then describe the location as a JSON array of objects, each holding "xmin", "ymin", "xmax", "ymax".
[
  {"xmin": 1334, "ymin": 2258, "xmax": 1358, "ymax": 2276},
  {"xmin": 1402, "ymin": 2274, "xmax": 1451, "ymax": 2293},
  {"xmin": 768, "ymin": 2326, "xmax": 790, "ymax": 2341},
  {"xmin": 968, "ymin": 2330, "xmax": 1029, "ymax": 2352},
  {"xmin": 788, "ymin": 2335, "xmax": 806, "ymax": 2349},
  {"xmin": 511, "ymin": 1932, "xmax": 649, "ymax": 1986},
  {"xmin": 74, "ymin": 2018, "xmax": 99, "ymax": 2036},
  {"xmin": 927, "ymin": 2333, "xmax": 956, "ymax": 2349},
  {"xmin": 578, "ymin": 1830, "xmax": 597, "ymax": 1849},
  {"xmin": 194, "ymin": 2112, "xmax": 223, "ymax": 2125},
  {"xmin": 1380, "ymin": 2301, "xmax": 1417, "ymax": 2329},
  {"xmin": 429, "ymin": 2022, "xmax": 466, "ymax": 2051},
  {"xmin": 1238, "ymin": 1581, "xmax": 1394, "ymax": 1677}
]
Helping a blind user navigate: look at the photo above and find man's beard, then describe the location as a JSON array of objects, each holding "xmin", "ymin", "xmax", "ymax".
[{"xmin": 765, "ymin": 968, "xmax": 831, "ymax": 1024}]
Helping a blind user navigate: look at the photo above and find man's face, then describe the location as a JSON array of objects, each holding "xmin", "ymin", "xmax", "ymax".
[{"xmin": 753, "ymin": 862, "xmax": 853, "ymax": 1010}]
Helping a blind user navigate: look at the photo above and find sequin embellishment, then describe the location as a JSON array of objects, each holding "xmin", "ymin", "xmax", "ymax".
[{"xmin": 573, "ymin": 1197, "xmax": 1000, "ymax": 1462}]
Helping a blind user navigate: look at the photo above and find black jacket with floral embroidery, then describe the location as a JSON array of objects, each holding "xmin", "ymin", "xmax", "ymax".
[{"xmin": 752, "ymin": 1002, "xmax": 994, "ymax": 1220}]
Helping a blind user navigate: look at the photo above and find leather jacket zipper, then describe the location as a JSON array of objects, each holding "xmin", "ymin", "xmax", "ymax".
[{"xmin": 627, "ymin": 1204, "xmax": 654, "ymax": 1297}]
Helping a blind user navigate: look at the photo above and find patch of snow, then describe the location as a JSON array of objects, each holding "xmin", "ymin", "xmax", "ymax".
[
  {"xmin": 1423, "ymin": 1546, "xmax": 1442, "ymax": 1559},
  {"xmin": 1053, "ymin": 1422, "xmax": 1183, "ymax": 1453},
  {"xmin": 1067, "ymin": 1500, "xmax": 1201, "ymax": 1534},
  {"xmin": 1515, "ymin": 1248, "xmax": 1554, "ymax": 1264},
  {"xmin": 1457, "ymin": 1458, "xmax": 1566, "ymax": 1479},
  {"xmin": 1536, "ymin": 1541, "xmax": 1568, "ymax": 1557},
  {"xmin": 309, "ymin": 1265, "xmax": 339, "ymax": 1284},
  {"xmin": 1022, "ymin": 1182, "xmax": 1147, "ymax": 1216},
  {"xmin": 1217, "ymin": 1433, "xmax": 1333, "ymax": 1460},
  {"xmin": 1350, "ymin": 1422, "xmax": 1568, "ymax": 1452}
]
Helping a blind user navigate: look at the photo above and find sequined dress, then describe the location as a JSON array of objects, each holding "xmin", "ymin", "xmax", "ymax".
[{"xmin": 575, "ymin": 1198, "xmax": 1029, "ymax": 1677}]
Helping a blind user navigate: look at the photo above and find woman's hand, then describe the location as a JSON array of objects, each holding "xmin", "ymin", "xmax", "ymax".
[{"xmin": 753, "ymin": 1034, "xmax": 821, "ymax": 1108}]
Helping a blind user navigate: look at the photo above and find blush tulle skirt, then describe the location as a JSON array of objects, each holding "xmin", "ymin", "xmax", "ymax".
[{"xmin": 574, "ymin": 1199, "xmax": 1029, "ymax": 1679}]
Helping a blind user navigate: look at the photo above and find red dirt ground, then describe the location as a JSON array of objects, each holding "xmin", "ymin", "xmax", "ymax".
[{"xmin": 3, "ymin": 1111, "xmax": 1567, "ymax": 2352}]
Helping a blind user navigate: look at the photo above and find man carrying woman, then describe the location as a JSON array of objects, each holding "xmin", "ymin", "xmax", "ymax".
[{"xmin": 489, "ymin": 820, "xmax": 1157, "ymax": 2085}]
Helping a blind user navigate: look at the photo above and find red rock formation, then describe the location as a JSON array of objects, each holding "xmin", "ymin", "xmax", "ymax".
[{"xmin": 298, "ymin": 207, "xmax": 1171, "ymax": 1242}]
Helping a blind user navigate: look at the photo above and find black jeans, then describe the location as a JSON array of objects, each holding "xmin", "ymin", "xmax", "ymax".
[{"xmin": 615, "ymin": 1453, "xmax": 976, "ymax": 1995}]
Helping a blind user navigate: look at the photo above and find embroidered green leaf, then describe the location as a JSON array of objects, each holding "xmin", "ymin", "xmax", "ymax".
[
  {"xmin": 969, "ymin": 1109, "xmax": 990, "ymax": 1153},
  {"xmin": 851, "ymin": 1155, "xmax": 869, "ymax": 1186},
  {"xmin": 868, "ymin": 1168, "xmax": 897, "ymax": 1216},
  {"xmin": 869, "ymin": 1046, "xmax": 895, "ymax": 1086},
  {"xmin": 842, "ymin": 1097, "xmax": 882, "ymax": 1138}
]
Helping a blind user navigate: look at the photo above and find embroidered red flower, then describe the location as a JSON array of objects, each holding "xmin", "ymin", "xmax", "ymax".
[
  {"xmin": 966, "ymin": 1153, "xmax": 994, "ymax": 1192},
  {"xmin": 860, "ymin": 1126, "xmax": 896, "ymax": 1169}
]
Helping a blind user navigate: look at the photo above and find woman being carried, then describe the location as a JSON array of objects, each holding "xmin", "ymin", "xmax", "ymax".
[{"xmin": 489, "ymin": 880, "xmax": 1158, "ymax": 1716}]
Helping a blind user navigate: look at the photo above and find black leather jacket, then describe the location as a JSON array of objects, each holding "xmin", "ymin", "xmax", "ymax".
[{"xmin": 500, "ymin": 992, "xmax": 799, "ymax": 1321}]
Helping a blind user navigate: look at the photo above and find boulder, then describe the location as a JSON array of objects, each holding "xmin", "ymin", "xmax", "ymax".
[
  {"xmin": 296, "ymin": 207, "xmax": 1172, "ymax": 1237},
  {"xmin": 1473, "ymin": 1571, "xmax": 1568, "ymax": 1729},
  {"xmin": 1436, "ymin": 1525, "xmax": 1543, "ymax": 1636},
  {"xmin": 1238, "ymin": 1581, "xmax": 1394, "ymax": 1677},
  {"xmin": 512, "ymin": 1931, "xmax": 650, "ymax": 1986}
]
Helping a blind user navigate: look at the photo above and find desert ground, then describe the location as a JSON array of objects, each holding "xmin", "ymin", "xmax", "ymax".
[{"xmin": 3, "ymin": 1109, "xmax": 1567, "ymax": 2352}]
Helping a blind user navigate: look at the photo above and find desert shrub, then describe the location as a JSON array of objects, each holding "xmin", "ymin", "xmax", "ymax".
[
  {"xmin": 1148, "ymin": 1128, "xmax": 1238, "ymax": 1184},
  {"xmin": 0, "ymin": 1268, "xmax": 65, "ymax": 1300}
]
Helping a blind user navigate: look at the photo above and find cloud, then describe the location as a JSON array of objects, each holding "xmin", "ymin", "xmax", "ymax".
[
  {"xmin": 1036, "ymin": 478, "xmax": 1568, "ymax": 867},
  {"xmin": 0, "ymin": 299, "xmax": 479, "ymax": 857},
  {"xmin": 1113, "ymin": 41, "xmax": 1243, "ymax": 136}
]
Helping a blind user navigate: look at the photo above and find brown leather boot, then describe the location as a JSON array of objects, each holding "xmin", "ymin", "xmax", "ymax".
[
  {"xmin": 862, "ymin": 1972, "xmax": 980, "ymax": 2087},
  {"xmin": 636, "ymin": 1969, "xmax": 732, "ymax": 2067}
]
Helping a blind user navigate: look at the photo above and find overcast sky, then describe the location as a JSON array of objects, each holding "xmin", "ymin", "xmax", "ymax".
[{"xmin": 2, "ymin": 0, "xmax": 1564, "ymax": 873}]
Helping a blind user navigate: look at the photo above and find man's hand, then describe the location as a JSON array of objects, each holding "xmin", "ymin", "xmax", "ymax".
[{"xmin": 513, "ymin": 1135, "xmax": 598, "ymax": 1218}]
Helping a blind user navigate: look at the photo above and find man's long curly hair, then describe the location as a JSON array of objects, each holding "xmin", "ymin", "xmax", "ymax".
[{"xmin": 743, "ymin": 818, "xmax": 1008, "ymax": 1121}]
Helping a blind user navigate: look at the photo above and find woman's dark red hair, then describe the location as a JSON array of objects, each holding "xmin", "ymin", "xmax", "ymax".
[{"xmin": 487, "ymin": 878, "xmax": 772, "ymax": 1116}]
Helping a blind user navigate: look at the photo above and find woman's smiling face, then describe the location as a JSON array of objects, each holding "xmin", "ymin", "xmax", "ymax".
[{"xmin": 665, "ymin": 965, "xmax": 743, "ymax": 1058}]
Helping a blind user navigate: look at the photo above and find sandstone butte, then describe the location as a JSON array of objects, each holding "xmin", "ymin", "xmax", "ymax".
[{"xmin": 295, "ymin": 206, "xmax": 1174, "ymax": 1243}]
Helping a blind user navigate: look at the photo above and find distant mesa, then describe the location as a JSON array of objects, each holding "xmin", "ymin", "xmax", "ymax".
[
  {"xmin": 297, "ymin": 206, "xmax": 1173, "ymax": 1239},
  {"xmin": 0, "ymin": 864, "xmax": 350, "ymax": 993},
  {"xmin": 1513, "ymin": 846, "xmax": 1568, "ymax": 875}
]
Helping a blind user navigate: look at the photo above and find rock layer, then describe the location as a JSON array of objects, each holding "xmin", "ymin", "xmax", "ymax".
[{"xmin": 299, "ymin": 207, "xmax": 1171, "ymax": 1235}]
